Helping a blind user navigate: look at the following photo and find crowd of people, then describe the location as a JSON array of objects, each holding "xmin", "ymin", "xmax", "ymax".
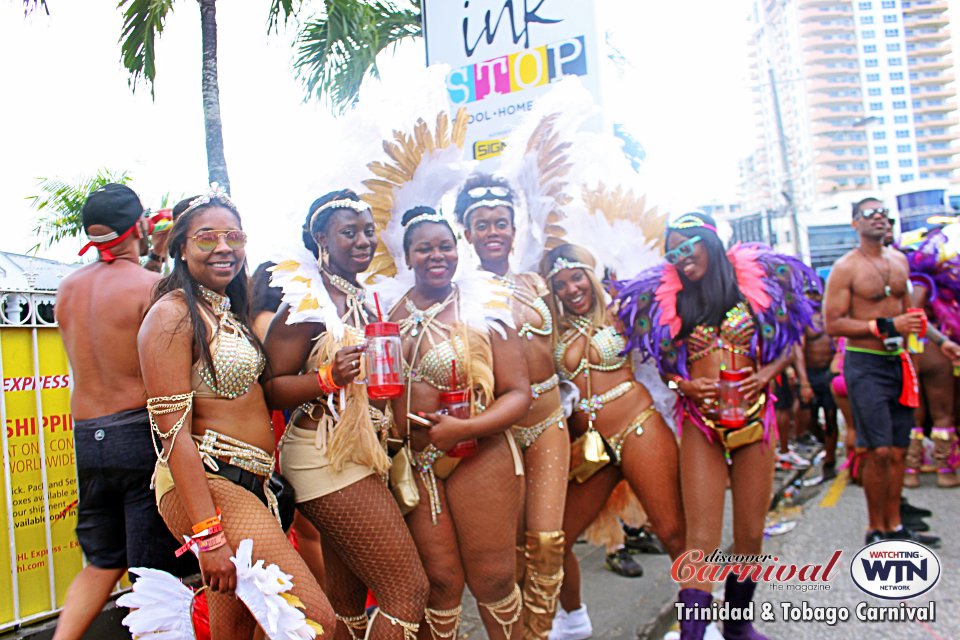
[{"xmin": 51, "ymin": 133, "xmax": 960, "ymax": 640}]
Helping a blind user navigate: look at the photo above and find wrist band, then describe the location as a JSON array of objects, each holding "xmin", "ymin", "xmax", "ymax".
[
  {"xmin": 192, "ymin": 509, "xmax": 222, "ymax": 534},
  {"xmin": 317, "ymin": 364, "xmax": 342, "ymax": 394},
  {"xmin": 869, "ymin": 319, "xmax": 880, "ymax": 338},
  {"xmin": 934, "ymin": 334, "xmax": 946, "ymax": 347},
  {"xmin": 196, "ymin": 532, "xmax": 227, "ymax": 553},
  {"xmin": 147, "ymin": 251, "xmax": 163, "ymax": 262},
  {"xmin": 876, "ymin": 317, "xmax": 897, "ymax": 338}
]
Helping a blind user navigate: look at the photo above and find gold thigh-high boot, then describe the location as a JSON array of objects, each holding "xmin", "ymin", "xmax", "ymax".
[
  {"xmin": 423, "ymin": 605, "xmax": 462, "ymax": 640},
  {"xmin": 521, "ymin": 531, "xmax": 564, "ymax": 640},
  {"xmin": 478, "ymin": 584, "xmax": 522, "ymax": 640},
  {"xmin": 932, "ymin": 426, "xmax": 960, "ymax": 488}
]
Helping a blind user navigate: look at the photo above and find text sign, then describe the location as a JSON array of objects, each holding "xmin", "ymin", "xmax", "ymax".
[{"xmin": 423, "ymin": 0, "xmax": 602, "ymax": 162}]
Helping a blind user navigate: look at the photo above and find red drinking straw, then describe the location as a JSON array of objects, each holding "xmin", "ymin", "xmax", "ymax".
[
  {"xmin": 451, "ymin": 359, "xmax": 458, "ymax": 389},
  {"xmin": 374, "ymin": 292, "xmax": 384, "ymax": 323}
]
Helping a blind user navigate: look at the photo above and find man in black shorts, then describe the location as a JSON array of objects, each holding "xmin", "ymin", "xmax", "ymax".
[
  {"xmin": 54, "ymin": 185, "xmax": 196, "ymax": 639},
  {"xmin": 825, "ymin": 197, "xmax": 960, "ymax": 546}
]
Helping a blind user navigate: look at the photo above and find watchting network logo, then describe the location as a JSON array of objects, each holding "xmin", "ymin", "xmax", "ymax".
[{"xmin": 850, "ymin": 540, "xmax": 941, "ymax": 600}]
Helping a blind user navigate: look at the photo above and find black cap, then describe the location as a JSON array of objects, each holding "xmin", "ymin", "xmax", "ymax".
[{"xmin": 81, "ymin": 183, "xmax": 143, "ymax": 235}]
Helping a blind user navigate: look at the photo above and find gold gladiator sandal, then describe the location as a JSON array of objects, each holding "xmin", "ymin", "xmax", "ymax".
[
  {"xmin": 932, "ymin": 427, "xmax": 960, "ymax": 488},
  {"xmin": 336, "ymin": 612, "xmax": 368, "ymax": 640},
  {"xmin": 521, "ymin": 530, "xmax": 564, "ymax": 640},
  {"xmin": 904, "ymin": 427, "xmax": 925, "ymax": 489},
  {"xmin": 371, "ymin": 609, "xmax": 420, "ymax": 640},
  {"xmin": 478, "ymin": 584, "xmax": 522, "ymax": 639},
  {"xmin": 423, "ymin": 605, "xmax": 462, "ymax": 640}
]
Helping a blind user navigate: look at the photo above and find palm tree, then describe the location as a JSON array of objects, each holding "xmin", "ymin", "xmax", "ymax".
[
  {"xmin": 26, "ymin": 169, "xmax": 133, "ymax": 253},
  {"xmin": 292, "ymin": 0, "xmax": 422, "ymax": 113},
  {"xmin": 119, "ymin": 0, "xmax": 235, "ymax": 192}
]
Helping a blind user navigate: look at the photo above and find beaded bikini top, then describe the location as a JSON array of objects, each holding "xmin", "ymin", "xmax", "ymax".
[
  {"xmin": 193, "ymin": 285, "xmax": 265, "ymax": 399},
  {"xmin": 555, "ymin": 316, "xmax": 627, "ymax": 381},
  {"xmin": 686, "ymin": 302, "xmax": 756, "ymax": 363},
  {"xmin": 494, "ymin": 272, "xmax": 553, "ymax": 341},
  {"xmin": 398, "ymin": 289, "xmax": 468, "ymax": 391}
]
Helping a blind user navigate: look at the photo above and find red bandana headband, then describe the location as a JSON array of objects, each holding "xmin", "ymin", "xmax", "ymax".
[{"xmin": 78, "ymin": 223, "xmax": 137, "ymax": 263}]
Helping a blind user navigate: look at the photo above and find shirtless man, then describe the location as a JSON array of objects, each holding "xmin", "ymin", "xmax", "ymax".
[
  {"xmin": 795, "ymin": 285, "xmax": 839, "ymax": 480},
  {"xmin": 54, "ymin": 184, "xmax": 195, "ymax": 640},
  {"xmin": 824, "ymin": 197, "xmax": 960, "ymax": 546}
]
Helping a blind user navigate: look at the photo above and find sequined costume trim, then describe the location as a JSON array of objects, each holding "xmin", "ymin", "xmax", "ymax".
[
  {"xmin": 576, "ymin": 381, "xmax": 634, "ymax": 421},
  {"xmin": 512, "ymin": 406, "xmax": 565, "ymax": 451},
  {"xmin": 495, "ymin": 273, "xmax": 553, "ymax": 340},
  {"xmin": 194, "ymin": 285, "xmax": 265, "ymax": 399},
  {"xmin": 687, "ymin": 302, "xmax": 756, "ymax": 363},
  {"xmin": 607, "ymin": 406, "xmax": 658, "ymax": 464},
  {"xmin": 531, "ymin": 373, "xmax": 560, "ymax": 399},
  {"xmin": 555, "ymin": 316, "xmax": 628, "ymax": 381}
]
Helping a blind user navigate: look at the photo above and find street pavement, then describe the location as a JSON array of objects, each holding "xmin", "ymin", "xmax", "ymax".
[{"xmin": 6, "ymin": 451, "xmax": 956, "ymax": 639}]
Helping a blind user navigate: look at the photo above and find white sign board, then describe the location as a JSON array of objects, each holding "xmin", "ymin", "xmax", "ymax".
[{"xmin": 423, "ymin": 0, "xmax": 602, "ymax": 163}]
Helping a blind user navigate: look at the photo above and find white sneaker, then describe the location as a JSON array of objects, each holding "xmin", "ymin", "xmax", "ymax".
[{"xmin": 548, "ymin": 605, "xmax": 593, "ymax": 640}]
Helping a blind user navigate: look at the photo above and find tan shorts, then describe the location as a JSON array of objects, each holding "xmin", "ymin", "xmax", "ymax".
[{"xmin": 280, "ymin": 424, "xmax": 377, "ymax": 503}]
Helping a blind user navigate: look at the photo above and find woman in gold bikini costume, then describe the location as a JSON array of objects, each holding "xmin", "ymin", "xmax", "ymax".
[
  {"xmin": 263, "ymin": 190, "xmax": 428, "ymax": 640},
  {"xmin": 387, "ymin": 206, "xmax": 531, "ymax": 640},
  {"xmin": 454, "ymin": 174, "xmax": 569, "ymax": 639},
  {"xmin": 541, "ymin": 243, "xmax": 685, "ymax": 636},
  {"xmin": 138, "ymin": 186, "xmax": 334, "ymax": 637}
]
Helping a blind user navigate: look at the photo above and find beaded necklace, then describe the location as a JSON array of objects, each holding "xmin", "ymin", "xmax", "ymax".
[
  {"xmin": 321, "ymin": 265, "xmax": 372, "ymax": 329},
  {"xmin": 196, "ymin": 284, "xmax": 265, "ymax": 399},
  {"xmin": 495, "ymin": 273, "xmax": 553, "ymax": 340}
]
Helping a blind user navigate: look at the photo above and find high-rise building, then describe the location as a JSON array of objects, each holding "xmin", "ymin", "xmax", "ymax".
[{"xmin": 741, "ymin": 0, "xmax": 959, "ymax": 258}]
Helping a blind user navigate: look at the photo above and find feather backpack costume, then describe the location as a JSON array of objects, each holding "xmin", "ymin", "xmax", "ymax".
[
  {"xmin": 613, "ymin": 214, "xmax": 819, "ymax": 445},
  {"xmin": 904, "ymin": 222, "xmax": 960, "ymax": 340}
]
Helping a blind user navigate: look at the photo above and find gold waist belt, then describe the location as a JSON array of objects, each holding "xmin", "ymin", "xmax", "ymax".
[
  {"xmin": 194, "ymin": 429, "xmax": 274, "ymax": 477},
  {"xmin": 576, "ymin": 381, "xmax": 634, "ymax": 421},
  {"xmin": 531, "ymin": 374, "xmax": 560, "ymax": 399}
]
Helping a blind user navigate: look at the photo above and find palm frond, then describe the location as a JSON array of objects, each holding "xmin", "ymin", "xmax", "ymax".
[
  {"xmin": 118, "ymin": 0, "xmax": 175, "ymax": 98},
  {"xmin": 266, "ymin": 0, "xmax": 303, "ymax": 33},
  {"xmin": 27, "ymin": 169, "xmax": 133, "ymax": 253},
  {"xmin": 294, "ymin": 0, "xmax": 422, "ymax": 113}
]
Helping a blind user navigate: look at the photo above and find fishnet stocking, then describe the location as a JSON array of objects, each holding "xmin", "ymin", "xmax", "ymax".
[
  {"xmin": 446, "ymin": 435, "xmax": 523, "ymax": 640},
  {"xmin": 297, "ymin": 474, "xmax": 428, "ymax": 640},
  {"xmin": 159, "ymin": 477, "xmax": 335, "ymax": 639}
]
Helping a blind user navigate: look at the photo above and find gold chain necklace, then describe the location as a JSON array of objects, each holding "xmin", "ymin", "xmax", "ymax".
[{"xmin": 856, "ymin": 248, "xmax": 892, "ymax": 297}]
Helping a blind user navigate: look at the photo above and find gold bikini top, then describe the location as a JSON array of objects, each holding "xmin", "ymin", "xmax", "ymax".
[
  {"xmin": 555, "ymin": 316, "xmax": 628, "ymax": 381},
  {"xmin": 192, "ymin": 286, "xmax": 265, "ymax": 399},
  {"xmin": 495, "ymin": 272, "xmax": 553, "ymax": 341},
  {"xmin": 398, "ymin": 290, "xmax": 468, "ymax": 391},
  {"xmin": 686, "ymin": 302, "xmax": 756, "ymax": 363}
]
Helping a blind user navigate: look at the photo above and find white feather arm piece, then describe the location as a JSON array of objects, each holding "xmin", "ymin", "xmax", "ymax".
[
  {"xmin": 269, "ymin": 246, "xmax": 345, "ymax": 338},
  {"xmin": 454, "ymin": 269, "xmax": 515, "ymax": 338},
  {"xmin": 118, "ymin": 567, "xmax": 197, "ymax": 640},
  {"xmin": 231, "ymin": 539, "xmax": 319, "ymax": 640}
]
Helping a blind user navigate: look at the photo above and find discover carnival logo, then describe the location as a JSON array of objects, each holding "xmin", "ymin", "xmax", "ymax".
[{"xmin": 850, "ymin": 540, "xmax": 941, "ymax": 600}]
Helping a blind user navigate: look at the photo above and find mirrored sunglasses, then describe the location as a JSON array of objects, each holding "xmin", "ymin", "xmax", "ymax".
[
  {"xmin": 857, "ymin": 208, "xmax": 894, "ymax": 224},
  {"xmin": 190, "ymin": 229, "xmax": 247, "ymax": 252},
  {"xmin": 664, "ymin": 235, "xmax": 701, "ymax": 265}
]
